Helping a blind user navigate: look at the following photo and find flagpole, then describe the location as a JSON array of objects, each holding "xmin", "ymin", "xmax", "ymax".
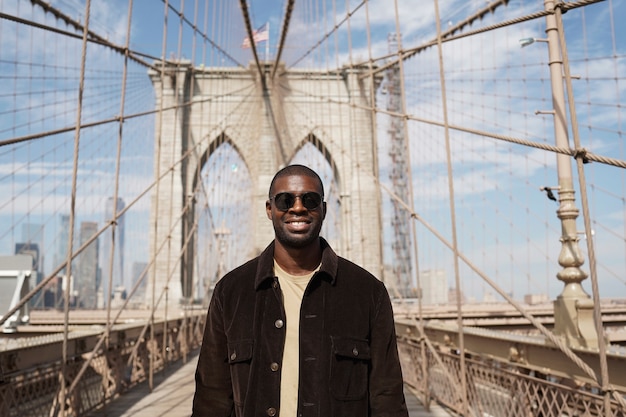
[{"xmin": 265, "ymin": 21, "xmax": 270, "ymax": 62}]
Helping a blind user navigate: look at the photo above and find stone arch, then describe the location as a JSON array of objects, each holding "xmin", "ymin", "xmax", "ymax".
[
  {"xmin": 181, "ymin": 132, "xmax": 252, "ymax": 298},
  {"xmin": 290, "ymin": 133, "xmax": 344, "ymax": 252},
  {"xmin": 189, "ymin": 132, "xmax": 251, "ymax": 196},
  {"xmin": 289, "ymin": 133, "xmax": 342, "ymax": 193},
  {"xmin": 148, "ymin": 62, "xmax": 384, "ymax": 306}
]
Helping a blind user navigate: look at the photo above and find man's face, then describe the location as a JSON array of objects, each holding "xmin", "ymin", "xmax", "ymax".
[{"xmin": 266, "ymin": 174, "xmax": 326, "ymax": 249}]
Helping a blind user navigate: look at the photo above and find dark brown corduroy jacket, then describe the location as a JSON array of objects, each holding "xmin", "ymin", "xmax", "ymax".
[{"xmin": 192, "ymin": 238, "xmax": 408, "ymax": 417}]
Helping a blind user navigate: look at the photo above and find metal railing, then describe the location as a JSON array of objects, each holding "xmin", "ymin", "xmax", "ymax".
[
  {"xmin": 397, "ymin": 320, "xmax": 626, "ymax": 417},
  {"xmin": 0, "ymin": 310, "xmax": 205, "ymax": 416}
]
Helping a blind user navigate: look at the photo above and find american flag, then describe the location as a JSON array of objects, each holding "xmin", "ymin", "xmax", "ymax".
[{"xmin": 241, "ymin": 23, "xmax": 269, "ymax": 49}]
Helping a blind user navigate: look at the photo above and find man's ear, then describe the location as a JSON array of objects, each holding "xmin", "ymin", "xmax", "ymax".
[
  {"xmin": 322, "ymin": 201, "xmax": 327, "ymax": 220},
  {"xmin": 266, "ymin": 200, "xmax": 272, "ymax": 220}
]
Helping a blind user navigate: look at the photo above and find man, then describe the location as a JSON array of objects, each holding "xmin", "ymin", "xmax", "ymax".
[{"xmin": 192, "ymin": 164, "xmax": 408, "ymax": 417}]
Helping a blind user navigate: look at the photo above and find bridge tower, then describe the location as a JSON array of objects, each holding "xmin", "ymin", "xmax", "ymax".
[{"xmin": 146, "ymin": 62, "xmax": 383, "ymax": 306}]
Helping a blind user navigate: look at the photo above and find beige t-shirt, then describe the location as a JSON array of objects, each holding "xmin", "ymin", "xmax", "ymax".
[{"xmin": 273, "ymin": 260, "xmax": 320, "ymax": 417}]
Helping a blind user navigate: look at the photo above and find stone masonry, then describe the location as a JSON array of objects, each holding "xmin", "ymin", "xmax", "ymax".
[{"xmin": 146, "ymin": 61, "xmax": 383, "ymax": 306}]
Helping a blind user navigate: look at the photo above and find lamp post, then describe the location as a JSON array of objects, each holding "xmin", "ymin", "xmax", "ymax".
[{"xmin": 540, "ymin": 0, "xmax": 597, "ymax": 348}]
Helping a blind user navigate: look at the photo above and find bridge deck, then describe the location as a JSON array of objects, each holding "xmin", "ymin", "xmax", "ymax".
[{"xmin": 88, "ymin": 353, "xmax": 451, "ymax": 417}]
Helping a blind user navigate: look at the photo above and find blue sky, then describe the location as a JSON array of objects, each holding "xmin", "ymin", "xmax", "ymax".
[{"xmin": 0, "ymin": 0, "xmax": 624, "ymax": 301}]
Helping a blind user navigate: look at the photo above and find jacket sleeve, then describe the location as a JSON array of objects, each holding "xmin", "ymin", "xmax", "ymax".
[
  {"xmin": 192, "ymin": 286, "xmax": 234, "ymax": 417},
  {"xmin": 369, "ymin": 282, "xmax": 409, "ymax": 417}
]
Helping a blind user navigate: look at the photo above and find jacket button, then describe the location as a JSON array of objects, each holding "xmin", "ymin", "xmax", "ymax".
[
  {"xmin": 267, "ymin": 407, "xmax": 277, "ymax": 416},
  {"xmin": 230, "ymin": 352, "xmax": 237, "ymax": 360},
  {"xmin": 272, "ymin": 281, "xmax": 279, "ymax": 289},
  {"xmin": 270, "ymin": 362, "xmax": 280, "ymax": 372},
  {"xmin": 274, "ymin": 319, "xmax": 284, "ymax": 328},
  {"xmin": 352, "ymin": 347, "xmax": 359, "ymax": 356}
]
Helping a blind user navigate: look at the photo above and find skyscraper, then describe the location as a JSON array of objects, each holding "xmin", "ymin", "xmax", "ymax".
[
  {"xmin": 131, "ymin": 261, "xmax": 148, "ymax": 303},
  {"xmin": 101, "ymin": 197, "xmax": 125, "ymax": 306},
  {"xmin": 76, "ymin": 221, "xmax": 99, "ymax": 308},
  {"xmin": 55, "ymin": 214, "xmax": 70, "ymax": 275},
  {"xmin": 419, "ymin": 269, "xmax": 448, "ymax": 305},
  {"xmin": 14, "ymin": 242, "xmax": 40, "ymax": 274},
  {"xmin": 21, "ymin": 223, "xmax": 44, "ymax": 246},
  {"xmin": 20, "ymin": 223, "xmax": 44, "ymax": 284}
]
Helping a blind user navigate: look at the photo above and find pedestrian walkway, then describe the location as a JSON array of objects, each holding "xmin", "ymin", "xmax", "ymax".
[{"xmin": 89, "ymin": 353, "xmax": 452, "ymax": 416}]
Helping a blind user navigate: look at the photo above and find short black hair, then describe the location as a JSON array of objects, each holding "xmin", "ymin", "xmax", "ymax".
[{"xmin": 268, "ymin": 164, "xmax": 324, "ymax": 198}]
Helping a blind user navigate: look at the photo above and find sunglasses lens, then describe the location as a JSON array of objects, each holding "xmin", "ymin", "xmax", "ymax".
[
  {"xmin": 273, "ymin": 192, "xmax": 322, "ymax": 211},
  {"xmin": 274, "ymin": 193, "xmax": 295, "ymax": 211},
  {"xmin": 301, "ymin": 192, "xmax": 322, "ymax": 209}
]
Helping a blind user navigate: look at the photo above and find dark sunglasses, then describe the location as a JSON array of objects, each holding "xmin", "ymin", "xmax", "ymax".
[{"xmin": 271, "ymin": 192, "xmax": 323, "ymax": 211}]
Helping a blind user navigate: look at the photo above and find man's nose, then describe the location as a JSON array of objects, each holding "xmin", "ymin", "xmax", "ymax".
[{"xmin": 289, "ymin": 196, "xmax": 307, "ymax": 212}]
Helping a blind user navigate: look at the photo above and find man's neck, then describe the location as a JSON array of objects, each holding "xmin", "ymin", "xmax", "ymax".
[{"xmin": 273, "ymin": 239, "xmax": 322, "ymax": 276}]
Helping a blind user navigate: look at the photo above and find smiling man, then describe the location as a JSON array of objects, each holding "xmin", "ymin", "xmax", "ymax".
[{"xmin": 192, "ymin": 164, "xmax": 408, "ymax": 417}]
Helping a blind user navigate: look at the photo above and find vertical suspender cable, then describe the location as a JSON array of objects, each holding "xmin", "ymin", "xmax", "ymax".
[
  {"xmin": 150, "ymin": 0, "xmax": 170, "ymax": 392},
  {"xmin": 432, "ymin": 0, "xmax": 468, "ymax": 414},
  {"xmin": 239, "ymin": 0, "xmax": 266, "ymax": 89},
  {"xmin": 343, "ymin": 0, "xmax": 367, "ymax": 266},
  {"xmin": 391, "ymin": 0, "xmax": 420, "ymax": 302},
  {"xmin": 102, "ymin": 0, "xmax": 134, "ymax": 408},
  {"xmin": 364, "ymin": 0, "xmax": 385, "ymax": 278},
  {"xmin": 162, "ymin": 0, "xmax": 188, "ymax": 375},
  {"xmin": 553, "ymin": 3, "xmax": 618, "ymax": 411},
  {"xmin": 328, "ymin": 0, "xmax": 344, "ymax": 256},
  {"xmin": 181, "ymin": 0, "xmax": 202, "ymax": 366},
  {"xmin": 271, "ymin": 0, "xmax": 295, "ymax": 81},
  {"xmin": 59, "ymin": 0, "xmax": 91, "ymax": 415},
  {"xmin": 390, "ymin": 0, "xmax": 429, "ymax": 404}
]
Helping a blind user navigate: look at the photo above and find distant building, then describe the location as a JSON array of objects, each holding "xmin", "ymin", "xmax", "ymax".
[
  {"xmin": 524, "ymin": 293, "xmax": 549, "ymax": 305},
  {"xmin": 100, "ymin": 197, "xmax": 125, "ymax": 306},
  {"xmin": 21, "ymin": 223, "xmax": 44, "ymax": 249},
  {"xmin": 110, "ymin": 285, "xmax": 127, "ymax": 309},
  {"xmin": 42, "ymin": 276, "xmax": 64, "ymax": 309},
  {"xmin": 15, "ymin": 242, "xmax": 41, "ymax": 289},
  {"xmin": 15, "ymin": 242, "xmax": 40, "ymax": 270},
  {"xmin": 76, "ymin": 221, "xmax": 99, "ymax": 308},
  {"xmin": 483, "ymin": 291, "xmax": 497, "ymax": 303},
  {"xmin": 19, "ymin": 222, "xmax": 44, "ymax": 284},
  {"xmin": 419, "ymin": 269, "xmax": 448, "ymax": 305},
  {"xmin": 54, "ymin": 214, "xmax": 71, "ymax": 275},
  {"xmin": 448, "ymin": 286, "xmax": 466, "ymax": 304},
  {"xmin": 131, "ymin": 261, "xmax": 148, "ymax": 301}
]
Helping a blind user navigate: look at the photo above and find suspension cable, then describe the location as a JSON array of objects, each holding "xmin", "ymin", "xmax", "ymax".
[
  {"xmin": 287, "ymin": 85, "xmax": 626, "ymax": 169},
  {"xmin": 361, "ymin": 0, "xmax": 605, "ymax": 79},
  {"xmin": 159, "ymin": 0, "xmax": 243, "ymax": 67},
  {"xmin": 239, "ymin": 0, "xmax": 266, "ymax": 89},
  {"xmin": 272, "ymin": 0, "xmax": 295, "ymax": 80}
]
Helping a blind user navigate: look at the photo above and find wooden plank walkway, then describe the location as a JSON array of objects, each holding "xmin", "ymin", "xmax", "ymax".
[{"xmin": 89, "ymin": 354, "xmax": 452, "ymax": 417}]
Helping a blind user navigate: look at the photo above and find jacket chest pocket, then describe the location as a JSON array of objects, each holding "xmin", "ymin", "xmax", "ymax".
[
  {"xmin": 227, "ymin": 340, "xmax": 254, "ymax": 408},
  {"xmin": 330, "ymin": 336, "xmax": 371, "ymax": 400}
]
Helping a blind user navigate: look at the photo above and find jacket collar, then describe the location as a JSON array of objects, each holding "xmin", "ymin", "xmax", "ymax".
[{"xmin": 254, "ymin": 237, "xmax": 338, "ymax": 290}]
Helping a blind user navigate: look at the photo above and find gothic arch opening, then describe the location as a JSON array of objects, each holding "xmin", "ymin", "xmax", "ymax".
[
  {"xmin": 190, "ymin": 133, "xmax": 253, "ymax": 303},
  {"xmin": 290, "ymin": 134, "xmax": 342, "ymax": 254}
]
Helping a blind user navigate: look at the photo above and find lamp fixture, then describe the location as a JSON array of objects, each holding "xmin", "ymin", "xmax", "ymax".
[{"xmin": 519, "ymin": 37, "xmax": 548, "ymax": 48}]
